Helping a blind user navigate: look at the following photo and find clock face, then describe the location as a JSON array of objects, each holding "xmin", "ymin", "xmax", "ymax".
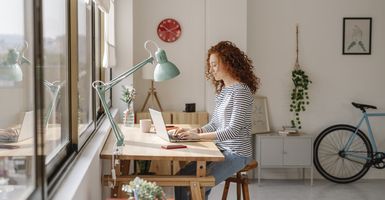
[{"xmin": 157, "ymin": 18, "xmax": 182, "ymax": 43}]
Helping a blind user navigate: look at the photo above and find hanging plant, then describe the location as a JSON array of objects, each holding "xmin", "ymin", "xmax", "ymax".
[
  {"xmin": 290, "ymin": 69, "xmax": 311, "ymax": 129},
  {"xmin": 289, "ymin": 25, "xmax": 312, "ymax": 129}
]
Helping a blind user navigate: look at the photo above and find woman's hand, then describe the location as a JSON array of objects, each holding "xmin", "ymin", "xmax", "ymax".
[{"xmin": 177, "ymin": 130, "xmax": 200, "ymax": 140}]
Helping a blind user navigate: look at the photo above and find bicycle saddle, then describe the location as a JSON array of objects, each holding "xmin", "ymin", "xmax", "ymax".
[{"xmin": 352, "ymin": 102, "xmax": 377, "ymax": 112}]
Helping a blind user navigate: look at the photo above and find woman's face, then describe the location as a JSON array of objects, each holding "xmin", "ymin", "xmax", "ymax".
[{"xmin": 209, "ymin": 54, "xmax": 224, "ymax": 81}]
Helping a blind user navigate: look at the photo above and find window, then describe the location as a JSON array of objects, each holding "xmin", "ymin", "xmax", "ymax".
[
  {"xmin": 0, "ymin": 1, "xmax": 107, "ymax": 199},
  {"xmin": 42, "ymin": 0, "xmax": 70, "ymax": 166},
  {"xmin": 95, "ymin": 7, "xmax": 111, "ymax": 120},
  {"xmin": 77, "ymin": 0, "xmax": 95, "ymax": 146},
  {"xmin": 0, "ymin": 0, "xmax": 35, "ymax": 199}
]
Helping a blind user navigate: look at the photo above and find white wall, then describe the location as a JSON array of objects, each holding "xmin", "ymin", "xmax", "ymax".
[
  {"xmin": 114, "ymin": 0, "xmax": 385, "ymax": 179},
  {"xmin": 120, "ymin": 0, "xmax": 248, "ymax": 114},
  {"xmin": 205, "ymin": 0, "xmax": 248, "ymax": 114},
  {"xmin": 248, "ymin": 0, "xmax": 385, "ymax": 178},
  {"xmin": 113, "ymin": 0, "xmax": 134, "ymax": 120},
  {"xmin": 132, "ymin": 0, "xmax": 206, "ymax": 112}
]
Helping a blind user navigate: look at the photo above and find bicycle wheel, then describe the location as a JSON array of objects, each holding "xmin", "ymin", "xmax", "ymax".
[{"xmin": 314, "ymin": 124, "xmax": 372, "ymax": 183}]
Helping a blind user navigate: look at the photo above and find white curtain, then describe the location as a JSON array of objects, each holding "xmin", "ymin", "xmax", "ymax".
[{"xmin": 94, "ymin": 0, "xmax": 116, "ymax": 68}]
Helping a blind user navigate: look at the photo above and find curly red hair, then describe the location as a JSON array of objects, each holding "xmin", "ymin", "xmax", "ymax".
[{"xmin": 206, "ymin": 41, "xmax": 260, "ymax": 94}]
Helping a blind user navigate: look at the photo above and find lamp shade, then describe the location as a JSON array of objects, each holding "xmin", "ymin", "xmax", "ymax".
[
  {"xmin": 0, "ymin": 49, "xmax": 24, "ymax": 81},
  {"xmin": 153, "ymin": 49, "xmax": 180, "ymax": 82}
]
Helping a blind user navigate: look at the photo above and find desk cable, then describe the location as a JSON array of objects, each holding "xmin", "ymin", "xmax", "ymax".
[{"xmin": 109, "ymin": 143, "xmax": 122, "ymax": 188}]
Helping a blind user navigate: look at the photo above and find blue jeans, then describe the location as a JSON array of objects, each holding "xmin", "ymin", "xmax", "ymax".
[{"xmin": 174, "ymin": 149, "xmax": 252, "ymax": 200}]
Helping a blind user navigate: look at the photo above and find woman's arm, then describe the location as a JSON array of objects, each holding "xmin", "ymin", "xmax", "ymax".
[{"xmin": 215, "ymin": 88, "xmax": 253, "ymax": 141}]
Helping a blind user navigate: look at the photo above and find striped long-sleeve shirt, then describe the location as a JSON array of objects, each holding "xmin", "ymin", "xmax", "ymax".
[{"xmin": 201, "ymin": 83, "xmax": 253, "ymax": 157}]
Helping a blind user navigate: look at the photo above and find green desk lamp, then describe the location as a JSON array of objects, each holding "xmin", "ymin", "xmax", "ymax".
[
  {"xmin": 0, "ymin": 42, "xmax": 31, "ymax": 82},
  {"xmin": 92, "ymin": 40, "xmax": 180, "ymax": 147}
]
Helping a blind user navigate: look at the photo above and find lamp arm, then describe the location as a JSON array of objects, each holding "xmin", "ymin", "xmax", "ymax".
[
  {"xmin": 92, "ymin": 56, "xmax": 154, "ymax": 147},
  {"xmin": 105, "ymin": 56, "xmax": 154, "ymax": 90},
  {"xmin": 43, "ymin": 80, "xmax": 64, "ymax": 127}
]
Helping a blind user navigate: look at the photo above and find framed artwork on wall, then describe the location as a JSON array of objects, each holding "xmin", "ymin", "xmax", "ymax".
[
  {"xmin": 251, "ymin": 95, "xmax": 270, "ymax": 134},
  {"xmin": 343, "ymin": 17, "xmax": 372, "ymax": 55}
]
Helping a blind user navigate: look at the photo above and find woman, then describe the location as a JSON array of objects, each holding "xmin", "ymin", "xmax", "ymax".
[{"xmin": 174, "ymin": 41, "xmax": 260, "ymax": 199}]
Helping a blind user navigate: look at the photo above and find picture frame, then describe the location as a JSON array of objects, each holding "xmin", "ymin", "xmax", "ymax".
[
  {"xmin": 251, "ymin": 95, "xmax": 270, "ymax": 134},
  {"xmin": 343, "ymin": 17, "xmax": 372, "ymax": 55}
]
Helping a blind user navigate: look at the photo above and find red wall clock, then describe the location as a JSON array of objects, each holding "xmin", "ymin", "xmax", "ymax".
[{"xmin": 157, "ymin": 18, "xmax": 182, "ymax": 43}]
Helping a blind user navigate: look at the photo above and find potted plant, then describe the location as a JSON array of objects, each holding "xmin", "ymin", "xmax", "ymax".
[
  {"xmin": 122, "ymin": 177, "xmax": 166, "ymax": 200},
  {"xmin": 121, "ymin": 85, "xmax": 136, "ymax": 127},
  {"xmin": 289, "ymin": 25, "xmax": 312, "ymax": 129}
]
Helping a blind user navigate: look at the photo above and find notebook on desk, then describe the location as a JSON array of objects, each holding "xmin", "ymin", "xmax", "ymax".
[{"xmin": 149, "ymin": 108, "xmax": 200, "ymax": 143}]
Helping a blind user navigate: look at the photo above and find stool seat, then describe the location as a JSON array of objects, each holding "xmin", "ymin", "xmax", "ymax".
[
  {"xmin": 222, "ymin": 160, "xmax": 258, "ymax": 200},
  {"xmin": 238, "ymin": 160, "xmax": 258, "ymax": 173}
]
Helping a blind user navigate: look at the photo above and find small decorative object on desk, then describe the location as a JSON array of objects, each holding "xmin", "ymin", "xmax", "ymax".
[
  {"xmin": 122, "ymin": 177, "xmax": 166, "ymax": 200},
  {"xmin": 121, "ymin": 85, "xmax": 136, "ymax": 127}
]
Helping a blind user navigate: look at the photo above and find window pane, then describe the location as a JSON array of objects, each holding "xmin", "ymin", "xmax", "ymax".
[
  {"xmin": 94, "ymin": 6, "xmax": 103, "ymax": 119},
  {"xmin": 42, "ymin": 0, "xmax": 70, "ymax": 163},
  {"xmin": 0, "ymin": 0, "xmax": 35, "ymax": 199},
  {"xmin": 78, "ymin": 0, "xmax": 93, "ymax": 133}
]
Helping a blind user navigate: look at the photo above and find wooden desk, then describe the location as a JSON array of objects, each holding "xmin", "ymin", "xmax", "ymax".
[
  {"xmin": 100, "ymin": 124, "xmax": 224, "ymax": 200},
  {"xmin": 0, "ymin": 125, "xmax": 63, "ymax": 157}
]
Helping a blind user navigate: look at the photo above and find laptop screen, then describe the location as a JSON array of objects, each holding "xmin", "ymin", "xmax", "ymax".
[
  {"xmin": 18, "ymin": 111, "xmax": 34, "ymax": 141},
  {"xmin": 149, "ymin": 108, "xmax": 170, "ymax": 142}
]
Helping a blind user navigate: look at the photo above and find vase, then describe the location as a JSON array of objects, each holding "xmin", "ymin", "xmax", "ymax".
[{"xmin": 123, "ymin": 104, "xmax": 135, "ymax": 127}]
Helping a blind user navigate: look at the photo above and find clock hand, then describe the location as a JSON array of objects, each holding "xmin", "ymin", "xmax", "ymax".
[
  {"xmin": 167, "ymin": 26, "xmax": 180, "ymax": 32},
  {"xmin": 160, "ymin": 24, "xmax": 180, "ymax": 33},
  {"xmin": 160, "ymin": 24, "xmax": 172, "ymax": 32}
]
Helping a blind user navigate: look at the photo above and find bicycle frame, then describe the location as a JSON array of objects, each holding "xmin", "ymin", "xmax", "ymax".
[{"xmin": 343, "ymin": 111, "xmax": 385, "ymax": 160}]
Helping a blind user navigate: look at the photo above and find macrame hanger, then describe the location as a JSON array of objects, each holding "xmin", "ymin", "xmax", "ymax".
[{"xmin": 294, "ymin": 24, "xmax": 300, "ymax": 70}]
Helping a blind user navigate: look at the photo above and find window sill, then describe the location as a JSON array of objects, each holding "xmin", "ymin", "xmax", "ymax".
[{"xmin": 51, "ymin": 108, "xmax": 117, "ymax": 200}]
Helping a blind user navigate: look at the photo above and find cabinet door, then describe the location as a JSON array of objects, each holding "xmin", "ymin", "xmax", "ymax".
[
  {"xmin": 172, "ymin": 112, "xmax": 208, "ymax": 126},
  {"xmin": 283, "ymin": 137, "xmax": 312, "ymax": 166},
  {"xmin": 260, "ymin": 137, "xmax": 283, "ymax": 166}
]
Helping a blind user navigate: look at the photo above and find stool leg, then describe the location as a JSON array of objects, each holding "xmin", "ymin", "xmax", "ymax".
[
  {"xmin": 242, "ymin": 179, "xmax": 250, "ymax": 200},
  {"xmin": 236, "ymin": 173, "xmax": 241, "ymax": 200},
  {"xmin": 222, "ymin": 180, "xmax": 231, "ymax": 200}
]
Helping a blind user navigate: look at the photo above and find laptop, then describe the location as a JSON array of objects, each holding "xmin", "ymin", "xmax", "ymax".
[
  {"xmin": 18, "ymin": 111, "xmax": 34, "ymax": 142},
  {"xmin": 149, "ymin": 108, "xmax": 200, "ymax": 143}
]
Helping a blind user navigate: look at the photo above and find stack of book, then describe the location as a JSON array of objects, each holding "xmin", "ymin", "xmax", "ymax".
[{"xmin": 278, "ymin": 126, "xmax": 299, "ymax": 136}]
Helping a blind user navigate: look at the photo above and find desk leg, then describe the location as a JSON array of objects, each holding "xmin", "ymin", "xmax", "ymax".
[
  {"xmin": 196, "ymin": 161, "xmax": 206, "ymax": 199},
  {"xmin": 190, "ymin": 181, "xmax": 203, "ymax": 200},
  {"xmin": 110, "ymin": 160, "xmax": 130, "ymax": 198},
  {"xmin": 120, "ymin": 160, "xmax": 130, "ymax": 175}
]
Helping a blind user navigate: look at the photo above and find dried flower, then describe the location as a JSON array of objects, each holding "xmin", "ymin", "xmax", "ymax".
[
  {"xmin": 122, "ymin": 177, "xmax": 166, "ymax": 200},
  {"xmin": 121, "ymin": 85, "xmax": 136, "ymax": 107}
]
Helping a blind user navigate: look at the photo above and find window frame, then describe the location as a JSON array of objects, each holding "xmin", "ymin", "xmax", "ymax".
[
  {"xmin": 75, "ymin": 0, "xmax": 96, "ymax": 149},
  {"xmin": 0, "ymin": 0, "xmax": 109, "ymax": 199},
  {"xmin": 27, "ymin": 1, "xmax": 107, "ymax": 199}
]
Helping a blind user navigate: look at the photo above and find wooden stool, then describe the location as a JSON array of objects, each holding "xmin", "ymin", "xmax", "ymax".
[{"xmin": 222, "ymin": 160, "xmax": 258, "ymax": 200}]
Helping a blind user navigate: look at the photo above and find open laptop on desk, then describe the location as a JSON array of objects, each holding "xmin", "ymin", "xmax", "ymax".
[
  {"xmin": 17, "ymin": 111, "xmax": 34, "ymax": 142},
  {"xmin": 149, "ymin": 108, "xmax": 200, "ymax": 143},
  {"xmin": 0, "ymin": 111, "xmax": 33, "ymax": 143}
]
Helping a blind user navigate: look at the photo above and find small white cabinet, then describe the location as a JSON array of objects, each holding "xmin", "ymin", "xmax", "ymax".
[{"xmin": 257, "ymin": 134, "xmax": 313, "ymax": 185}]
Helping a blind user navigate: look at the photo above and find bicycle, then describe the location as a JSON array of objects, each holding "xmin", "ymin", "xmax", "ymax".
[{"xmin": 313, "ymin": 102, "xmax": 385, "ymax": 183}]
